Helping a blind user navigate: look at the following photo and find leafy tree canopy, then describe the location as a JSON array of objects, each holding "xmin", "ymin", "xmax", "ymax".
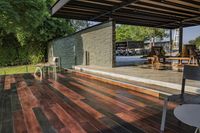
[
  {"xmin": 70, "ymin": 20, "xmax": 91, "ymax": 32},
  {"xmin": 116, "ymin": 25, "xmax": 167, "ymax": 42},
  {"xmin": 189, "ymin": 36, "xmax": 200, "ymax": 48},
  {"xmin": 0, "ymin": 0, "xmax": 88, "ymax": 66},
  {"xmin": 0, "ymin": 0, "xmax": 46, "ymax": 33}
]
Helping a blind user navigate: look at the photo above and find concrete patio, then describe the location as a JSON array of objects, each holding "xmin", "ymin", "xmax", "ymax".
[{"xmin": 74, "ymin": 64, "xmax": 200, "ymax": 95}]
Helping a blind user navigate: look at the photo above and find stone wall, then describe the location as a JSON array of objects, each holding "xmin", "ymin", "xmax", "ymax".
[{"xmin": 48, "ymin": 21, "xmax": 115, "ymax": 69}]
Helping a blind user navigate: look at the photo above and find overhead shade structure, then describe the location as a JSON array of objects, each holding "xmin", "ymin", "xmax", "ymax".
[{"xmin": 51, "ymin": 0, "xmax": 200, "ymax": 29}]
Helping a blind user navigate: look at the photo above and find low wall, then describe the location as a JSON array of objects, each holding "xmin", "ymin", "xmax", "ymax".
[{"xmin": 48, "ymin": 21, "xmax": 115, "ymax": 69}]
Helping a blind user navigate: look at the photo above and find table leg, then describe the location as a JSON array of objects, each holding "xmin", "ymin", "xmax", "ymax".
[
  {"xmin": 193, "ymin": 57, "xmax": 195, "ymax": 65},
  {"xmin": 160, "ymin": 97, "xmax": 169, "ymax": 132},
  {"xmin": 178, "ymin": 59, "xmax": 182, "ymax": 65},
  {"xmin": 53, "ymin": 66, "xmax": 57, "ymax": 80},
  {"xmin": 188, "ymin": 58, "xmax": 191, "ymax": 64},
  {"xmin": 34, "ymin": 67, "xmax": 43, "ymax": 80},
  {"xmin": 48, "ymin": 67, "xmax": 50, "ymax": 76},
  {"xmin": 51, "ymin": 66, "xmax": 56, "ymax": 80},
  {"xmin": 195, "ymin": 128, "xmax": 199, "ymax": 133}
]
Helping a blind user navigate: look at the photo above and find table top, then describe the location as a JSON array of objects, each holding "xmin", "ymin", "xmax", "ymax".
[
  {"xmin": 35, "ymin": 63, "xmax": 57, "ymax": 67},
  {"xmin": 174, "ymin": 104, "xmax": 200, "ymax": 128},
  {"xmin": 167, "ymin": 57, "xmax": 190, "ymax": 60}
]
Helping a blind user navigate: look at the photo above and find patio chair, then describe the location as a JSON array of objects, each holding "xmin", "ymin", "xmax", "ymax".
[
  {"xmin": 184, "ymin": 45, "xmax": 199, "ymax": 65},
  {"xmin": 147, "ymin": 46, "xmax": 166, "ymax": 65},
  {"xmin": 160, "ymin": 65, "xmax": 200, "ymax": 132},
  {"xmin": 34, "ymin": 57, "xmax": 60, "ymax": 80},
  {"xmin": 191, "ymin": 49, "xmax": 200, "ymax": 65}
]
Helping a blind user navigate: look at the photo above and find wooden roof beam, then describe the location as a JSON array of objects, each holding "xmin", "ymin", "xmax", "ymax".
[
  {"xmin": 183, "ymin": 16, "xmax": 200, "ymax": 22},
  {"xmin": 90, "ymin": 0, "xmax": 140, "ymax": 21},
  {"xmin": 157, "ymin": 16, "xmax": 200, "ymax": 28},
  {"xmin": 52, "ymin": 0, "xmax": 71, "ymax": 15}
]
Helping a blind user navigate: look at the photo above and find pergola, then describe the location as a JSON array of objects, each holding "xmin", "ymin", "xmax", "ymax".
[{"xmin": 51, "ymin": 0, "xmax": 200, "ymax": 52}]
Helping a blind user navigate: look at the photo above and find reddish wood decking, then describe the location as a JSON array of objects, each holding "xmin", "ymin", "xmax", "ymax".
[{"xmin": 0, "ymin": 72, "xmax": 195, "ymax": 133}]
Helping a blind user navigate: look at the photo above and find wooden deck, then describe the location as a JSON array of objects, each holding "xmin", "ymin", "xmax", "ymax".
[{"xmin": 0, "ymin": 72, "xmax": 195, "ymax": 133}]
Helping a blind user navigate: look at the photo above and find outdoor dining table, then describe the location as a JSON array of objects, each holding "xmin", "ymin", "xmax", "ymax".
[
  {"xmin": 174, "ymin": 104, "xmax": 200, "ymax": 133},
  {"xmin": 166, "ymin": 57, "xmax": 191, "ymax": 65},
  {"xmin": 34, "ymin": 63, "xmax": 58, "ymax": 80},
  {"xmin": 147, "ymin": 56, "xmax": 167, "ymax": 65}
]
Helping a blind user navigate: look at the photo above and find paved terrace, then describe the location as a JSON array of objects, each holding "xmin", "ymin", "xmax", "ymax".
[
  {"xmin": 74, "ymin": 65, "xmax": 200, "ymax": 95},
  {"xmin": 0, "ymin": 72, "xmax": 196, "ymax": 133}
]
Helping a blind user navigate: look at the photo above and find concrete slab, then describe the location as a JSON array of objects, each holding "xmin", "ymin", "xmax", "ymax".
[{"xmin": 74, "ymin": 65, "xmax": 200, "ymax": 94}]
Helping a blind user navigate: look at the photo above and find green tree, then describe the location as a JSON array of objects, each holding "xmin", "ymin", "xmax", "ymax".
[
  {"xmin": 116, "ymin": 25, "xmax": 167, "ymax": 46},
  {"xmin": 0, "ymin": 0, "xmax": 77, "ymax": 66},
  {"xmin": 0, "ymin": 0, "xmax": 46, "ymax": 33},
  {"xmin": 19, "ymin": 17, "xmax": 75, "ymax": 64},
  {"xmin": 0, "ymin": 29, "xmax": 21, "ymax": 66},
  {"xmin": 70, "ymin": 20, "xmax": 91, "ymax": 31},
  {"xmin": 0, "ymin": 0, "xmax": 97, "ymax": 66},
  {"xmin": 189, "ymin": 36, "xmax": 200, "ymax": 48}
]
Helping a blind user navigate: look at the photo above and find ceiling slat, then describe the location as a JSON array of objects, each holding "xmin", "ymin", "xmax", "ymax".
[
  {"xmin": 51, "ymin": 0, "xmax": 200, "ymax": 29},
  {"xmin": 90, "ymin": 0, "xmax": 140, "ymax": 21},
  {"xmin": 142, "ymin": 0, "xmax": 200, "ymax": 14}
]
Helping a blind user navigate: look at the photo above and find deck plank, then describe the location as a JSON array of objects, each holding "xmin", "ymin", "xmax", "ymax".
[
  {"xmin": 1, "ymin": 92, "xmax": 13, "ymax": 133},
  {"xmin": 28, "ymin": 83, "xmax": 67, "ymax": 132},
  {"xmin": 45, "ymin": 82, "xmax": 114, "ymax": 133},
  {"xmin": 51, "ymin": 103, "xmax": 86, "ymax": 133},
  {"xmin": 16, "ymin": 75, "xmax": 42, "ymax": 133},
  {"xmin": 0, "ymin": 72, "xmax": 196, "ymax": 133},
  {"xmin": 13, "ymin": 111, "xmax": 28, "ymax": 133},
  {"xmin": 68, "ymin": 72, "xmax": 195, "ymax": 132},
  {"xmin": 33, "ymin": 107, "xmax": 57, "ymax": 133}
]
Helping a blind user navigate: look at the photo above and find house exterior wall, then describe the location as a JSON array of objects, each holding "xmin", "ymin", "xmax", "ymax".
[
  {"xmin": 48, "ymin": 21, "xmax": 115, "ymax": 69},
  {"xmin": 48, "ymin": 37, "xmax": 76, "ymax": 68}
]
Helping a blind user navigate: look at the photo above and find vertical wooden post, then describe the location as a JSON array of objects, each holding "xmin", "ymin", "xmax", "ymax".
[
  {"xmin": 85, "ymin": 51, "xmax": 90, "ymax": 66},
  {"xmin": 112, "ymin": 19, "xmax": 116, "ymax": 68},
  {"xmin": 179, "ymin": 25, "xmax": 183, "ymax": 54}
]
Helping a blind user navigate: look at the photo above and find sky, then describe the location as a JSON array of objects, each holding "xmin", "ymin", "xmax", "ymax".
[
  {"xmin": 158, "ymin": 25, "xmax": 200, "ymax": 44},
  {"xmin": 183, "ymin": 25, "xmax": 200, "ymax": 44}
]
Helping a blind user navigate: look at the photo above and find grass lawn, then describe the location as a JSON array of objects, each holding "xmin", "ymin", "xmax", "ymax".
[{"xmin": 0, "ymin": 65, "xmax": 36, "ymax": 75}]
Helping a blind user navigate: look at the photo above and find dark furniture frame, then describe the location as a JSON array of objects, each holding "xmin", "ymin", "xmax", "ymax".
[{"xmin": 160, "ymin": 65, "xmax": 200, "ymax": 132}]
